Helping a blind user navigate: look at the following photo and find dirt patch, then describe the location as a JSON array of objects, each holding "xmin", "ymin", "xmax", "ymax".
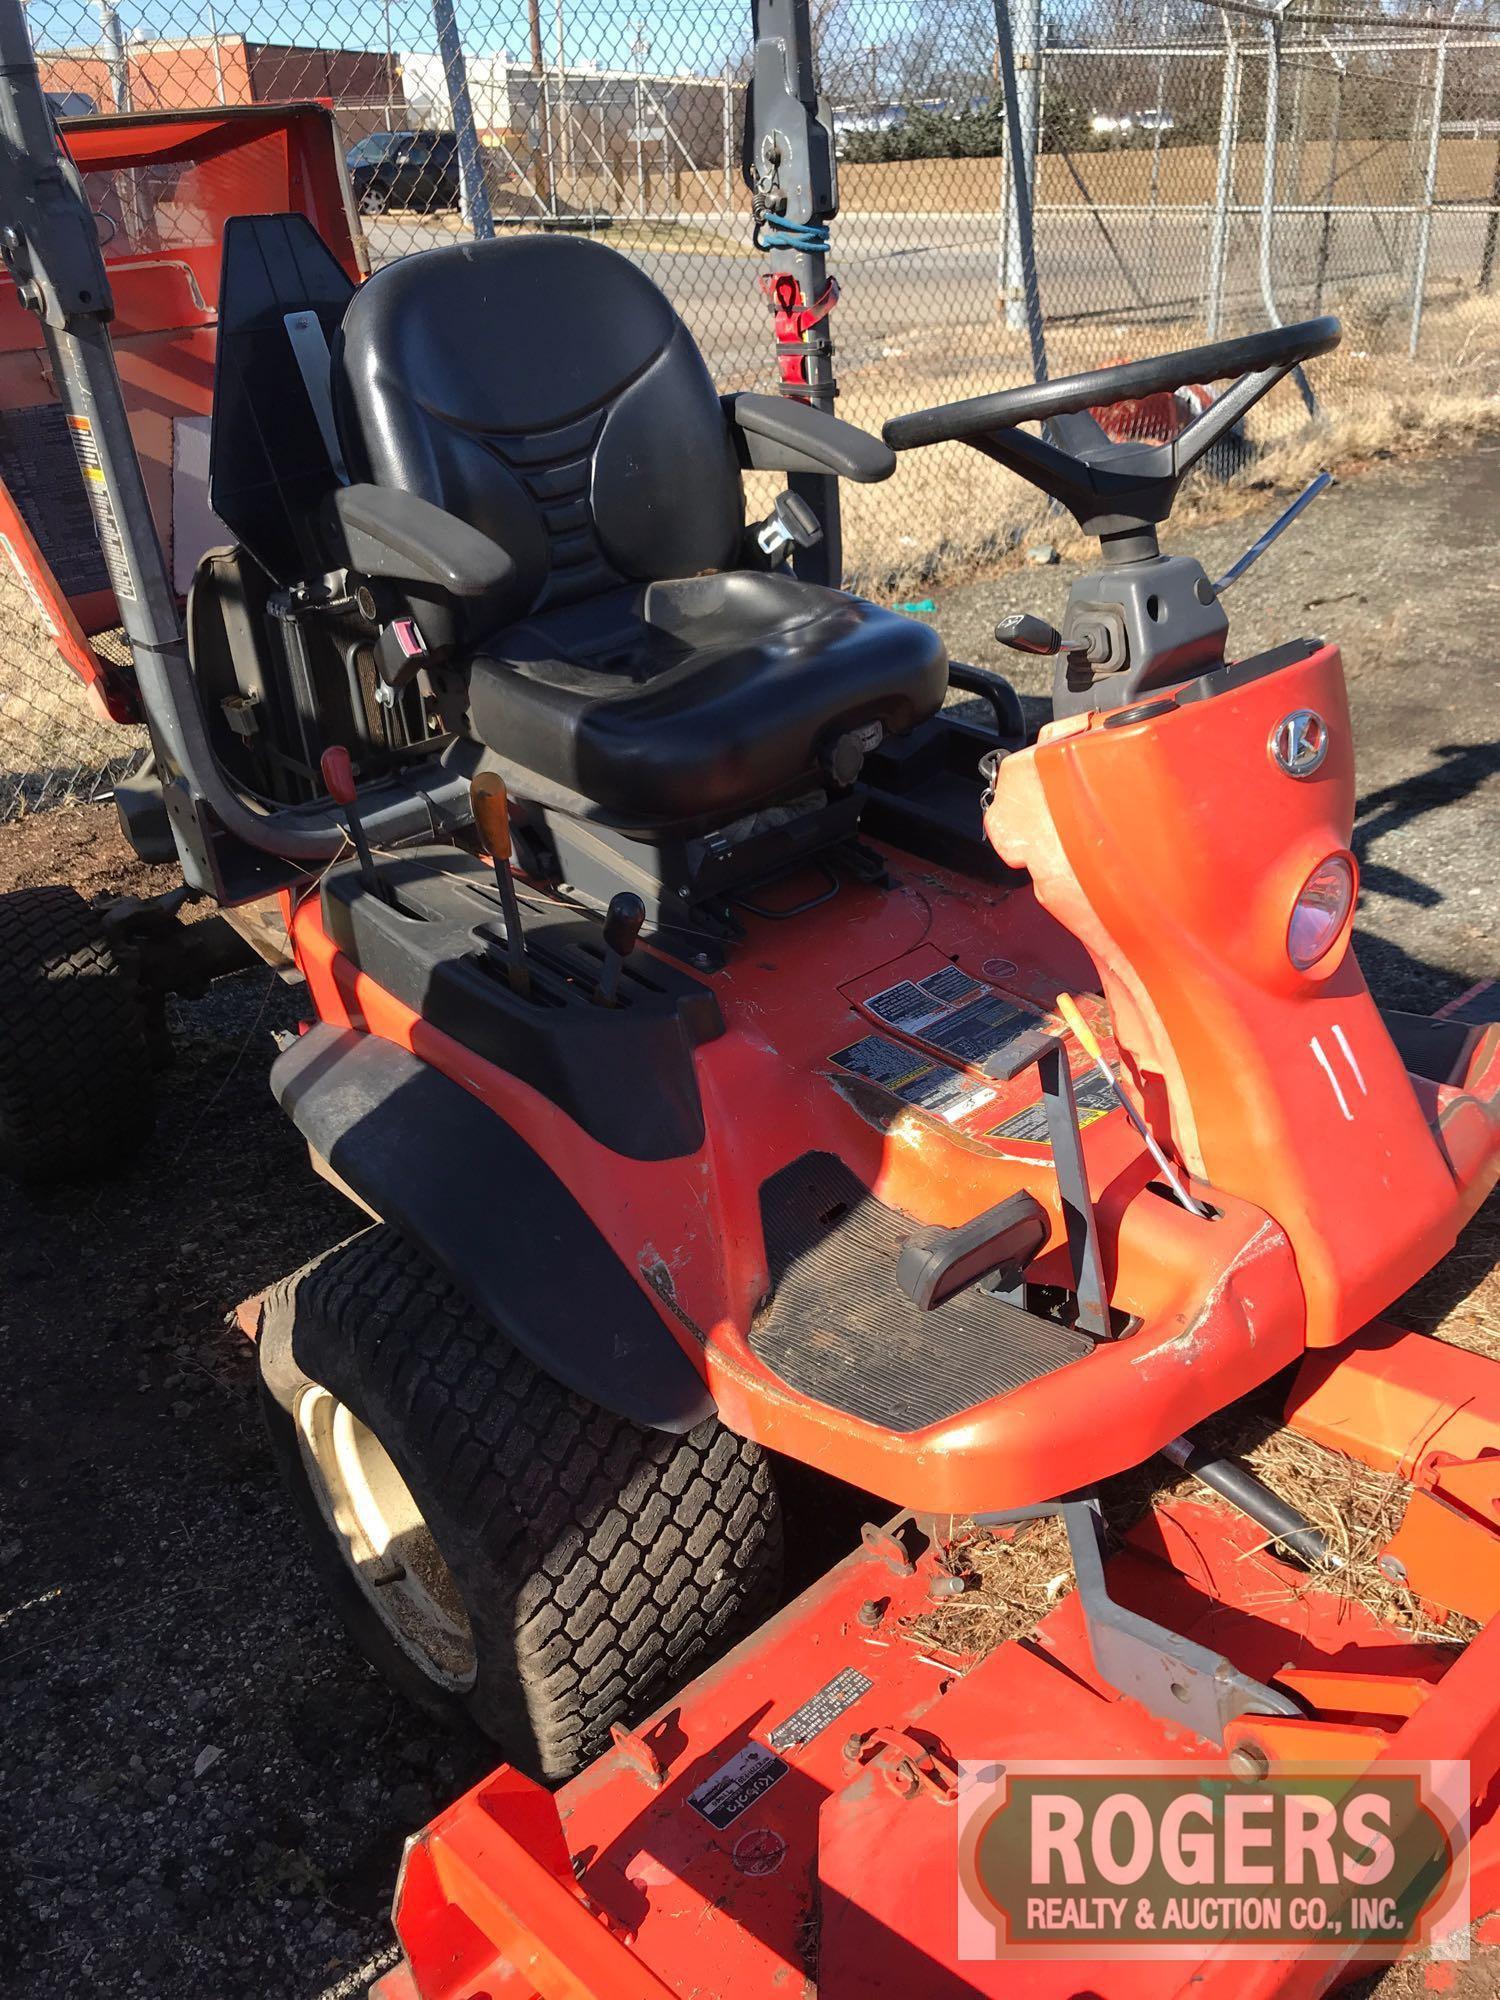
[{"xmin": 0, "ymin": 798, "xmax": 178, "ymax": 902}]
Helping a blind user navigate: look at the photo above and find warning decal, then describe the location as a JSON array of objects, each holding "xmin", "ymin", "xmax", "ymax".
[
  {"xmin": 829, "ymin": 1032, "xmax": 995, "ymax": 1125},
  {"xmin": 687, "ymin": 1741, "xmax": 788, "ymax": 1830},
  {"xmin": 66, "ymin": 414, "xmax": 136, "ymax": 602},
  {"xmin": 864, "ymin": 966, "xmax": 984, "ymax": 1035},
  {"xmin": 990, "ymin": 1067, "xmax": 1118, "ymax": 1146},
  {"xmin": 769, "ymin": 1667, "xmax": 873, "ymax": 1752},
  {"xmin": 861, "ymin": 965, "xmax": 1057, "ymax": 1082}
]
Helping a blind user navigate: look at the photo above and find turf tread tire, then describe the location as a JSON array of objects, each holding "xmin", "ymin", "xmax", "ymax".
[
  {"xmin": 258, "ymin": 1226, "xmax": 783, "ymax": 1779},
  {"xmin": 0, "ymin": 883, "xmax": 155, "ymax": 1185}
]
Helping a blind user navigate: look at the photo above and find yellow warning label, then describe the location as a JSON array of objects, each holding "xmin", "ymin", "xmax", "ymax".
[{"xmin": 65, "ymin": 414, "xmax": 135, "ymax": 602}]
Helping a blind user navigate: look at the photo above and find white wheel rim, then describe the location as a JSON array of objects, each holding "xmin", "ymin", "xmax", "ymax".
[{"xmin": 295, "ymin": 1386, "xmax": 477, "ymax": 1690}]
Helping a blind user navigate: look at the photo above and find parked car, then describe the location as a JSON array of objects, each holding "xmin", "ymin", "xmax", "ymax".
[{"xmin": 346, "ymin": 130, "xmax": 460, "ymax": 216}]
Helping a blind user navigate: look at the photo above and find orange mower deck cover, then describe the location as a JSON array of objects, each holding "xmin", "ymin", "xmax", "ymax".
[{"xmin": 987, "ymin": 643, "xmax": 1480, "ymax": 1346}]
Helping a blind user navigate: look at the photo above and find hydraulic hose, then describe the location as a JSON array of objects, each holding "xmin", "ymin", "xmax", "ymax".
[{"xmin": 1162, "ymin": 1433, "xmax": 1335, "ymax": 1570}]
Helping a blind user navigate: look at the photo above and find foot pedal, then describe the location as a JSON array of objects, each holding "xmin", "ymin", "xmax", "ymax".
[{"xmin": 750, "ymin": 1154, "xmax": 1092, "ymax": 1433}]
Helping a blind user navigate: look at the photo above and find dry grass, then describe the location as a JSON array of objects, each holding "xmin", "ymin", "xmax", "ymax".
[
  {"xmin": 805, "ymin": 287, "xmax": 1500, "ymax": 596},
  {"xmin": 914, "ymin": 1193, "xmax": 1499, "ymax": 1665}
]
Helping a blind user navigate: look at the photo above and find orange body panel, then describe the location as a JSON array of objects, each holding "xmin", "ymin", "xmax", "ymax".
[
  {"xmin": 287, "ymin": 860, "xmax": 1311, "ymax": 1517},
  {"xmin": 987, "ymin": 646, "xmax": 1482, "ymax": 1346}
]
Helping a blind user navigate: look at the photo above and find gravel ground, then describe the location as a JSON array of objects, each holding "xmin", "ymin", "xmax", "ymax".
[{"xmin": 2, "ymin": 444, "xmax": 1497, "ymax": 1998}]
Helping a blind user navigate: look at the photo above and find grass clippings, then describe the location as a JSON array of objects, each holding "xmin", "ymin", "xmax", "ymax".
[{"xmin": 913, "ymin": 1196, "xmax": 1500, "ymax": 1664}]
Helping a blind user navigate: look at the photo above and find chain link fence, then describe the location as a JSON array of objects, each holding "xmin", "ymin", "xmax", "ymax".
[{"xmin": 4, "ymin": 0, "xmax": 1500, "ymax": 820}]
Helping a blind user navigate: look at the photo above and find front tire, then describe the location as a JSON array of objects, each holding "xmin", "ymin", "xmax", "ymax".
[
  {"xmin": 258, "ymin": 1227, "xmax": 783, "ymax": 1779},
  {"xmin": 0, "ymin": 883, "xmax": 156, "ymax": 1185}
]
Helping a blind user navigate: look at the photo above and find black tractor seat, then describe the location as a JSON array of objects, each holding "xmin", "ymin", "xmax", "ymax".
[
  {"xmin": 467, "ymin": 570, "xmax": 946, "ymax": 828},
  {"xmin": 330, "ymin": 232, "xmax": 947, "ymax": 877},
  {"xmin": 203, "ymin": 220, "xmax": 950, "ymax": 935}
]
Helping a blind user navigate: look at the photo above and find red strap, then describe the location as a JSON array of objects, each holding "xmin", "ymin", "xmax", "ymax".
[{"xmin": 758, "ymin": 271, "xmax": 839, "ymax": 390}]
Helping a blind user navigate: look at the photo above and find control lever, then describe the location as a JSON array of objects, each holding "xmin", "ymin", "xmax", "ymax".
[
  {"xmin": 320, "ymin": 746, "xmax": 386, "ymax": 902},
  {"xmin": 1212, "ymin": 470, "xmax": 1332, "ymax": 595},
  {"xmin": 594, "ymin": 892, "xmax": 646, "ymax": 1007},
  {"xmin": 469, "ymin": 772, "xmax": 531, "ymax": 997},
  {"xmin": 755, "ymin": 491, "xmax": 823, "ymax": 562},
  {"xmin": 995, "ymin": 611, "xmax": 1110, "ymax": 689},
  {"xmin": 994, "ymin": 611, "xmax": 1065, "ymax": 656}
]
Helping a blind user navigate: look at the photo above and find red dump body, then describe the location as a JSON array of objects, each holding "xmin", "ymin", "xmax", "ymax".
[{"xmin": 0, "ymin": 102, "xmax": 360, "ymax": 721}]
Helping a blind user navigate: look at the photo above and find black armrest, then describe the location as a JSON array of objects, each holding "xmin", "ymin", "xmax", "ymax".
[
  {"xmin": 330, "ymin": 484, "xmax": 516, "ymax": 599},
  {"xmin": 723, "ymin": 393, "xmax": 896, "ymax": 485}
]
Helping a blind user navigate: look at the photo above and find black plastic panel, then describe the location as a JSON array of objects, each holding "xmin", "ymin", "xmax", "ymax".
[
  {"xmin": 320, "ymin": 846, "xmax": 723, "ymax": 1161},
  {"xmin": 271, "ymin": 1024, "xmax": 714, "ymax": 1433}
]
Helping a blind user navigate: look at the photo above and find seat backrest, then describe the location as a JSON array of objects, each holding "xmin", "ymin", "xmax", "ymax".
[{"xmin": 333, "ymin": 234, "xmax": 746, "ymax": 623}]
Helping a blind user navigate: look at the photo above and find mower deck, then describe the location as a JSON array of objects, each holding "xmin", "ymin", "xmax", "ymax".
[{"xmin": 374, "ymin": 1323, "xmax": 1500, "ymax": 2000}]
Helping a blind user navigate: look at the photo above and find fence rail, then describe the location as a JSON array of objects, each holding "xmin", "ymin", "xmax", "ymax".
[{"xmin": 4, "ymin": 0, "xmax": 1500, "ymax": 820}]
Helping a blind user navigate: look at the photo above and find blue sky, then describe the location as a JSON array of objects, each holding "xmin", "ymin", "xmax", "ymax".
[{"xmin": 72, "ymin": 0, "xmax": 763, "ymax": 71}]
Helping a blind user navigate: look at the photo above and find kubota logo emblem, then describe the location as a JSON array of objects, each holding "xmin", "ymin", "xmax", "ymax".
[{"xmin": 1270, "ymin": 708, "xmax": 1329, "ymax": 778}]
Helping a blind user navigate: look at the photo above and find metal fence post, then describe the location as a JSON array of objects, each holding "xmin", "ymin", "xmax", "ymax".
[
  {"xmin": 1206, "ymin": 27, "xmax": 1239, "ymax": 340},
  {"xmin": 96, "ymin": 0, "xmax": 131, "ymax": 111},
  {"xmin": 1481, "ymin": 137, "xmax": 1500, "ymax": 291},
  {"xmin": 431, "ymin": 0, "xmax": 494, "ymax": 238},
  {"xmin": 722, "ymin": 73, "xmax": 733, "ymax": 211},
  {"xmin": 994, "ymin": 0, "xmax": 1047, "ymax": 377},
  {"xmin": 1409, "ymin": 35, "xmax": 1447, "ymax": 358},
  {"xmin": 1312, "ymin": 47, "xmax": 1345, "ymax": 316}
]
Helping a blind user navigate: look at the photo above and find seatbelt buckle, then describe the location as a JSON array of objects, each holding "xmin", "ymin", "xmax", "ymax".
[{"xmin": 373, "ymin": 615, "xmax": 430, "ymax": 703}]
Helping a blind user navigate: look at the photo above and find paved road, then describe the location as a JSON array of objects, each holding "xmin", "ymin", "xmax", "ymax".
[{"xmin": 363, "ymin": 203, "xmax": 1489, "ymax": 385}]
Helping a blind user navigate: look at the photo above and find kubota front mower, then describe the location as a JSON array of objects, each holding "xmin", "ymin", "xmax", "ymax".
[{"xmin": 1, "ymin": 0, "xmax": 1498, "ymax": 1991}]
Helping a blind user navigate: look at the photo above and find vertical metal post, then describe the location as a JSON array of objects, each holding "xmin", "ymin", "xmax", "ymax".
[
  {"xmin": 634, "ymin": 78, "xmax": 646, "ymax": 212},
  {"xmin": 1312, "ymin": 54, "xmax": 1343, "ymax": 315},
  {"xmin": 431, "ymin": 0, "xmax": 494, "ymax": 238},
  {"xmin": 96, "ymin": 0, "xmax": 131, "ymax": 112},
  {"xmin": 526, "ymin": 0, "xmax": 554, "ymax": 210},
  {"xmin": 204, "ymin": 0, "xmax": 227, "ymax": 105},
  {"xmin": 1409, "ymin": 35, "xmax": 1447, "ymax": 358},
  {"xmin": 1206, "ymin": 28, "xmax": 1239, "ymax": 338},
  {"xmin": 722, "ymin": 73, "xmax": 733, "ymax": 211},
  {"xmin": 746, "ymin": 0, "xmax": 842, "ymax": 582},
  {"xmin": 993, "ymin": 0, "xmax": 1047, "ymax": 377},
  {"xmin": 1480, "ymin": 134, "xmax": 1500, "ymax": 290},
  {"xmin": 554, "ymin": 0, "xmax": 573, "ymax": 202},
  {"xmin": 1146, "ymin": 0, "xmax": 1169, "ymax": 297}
]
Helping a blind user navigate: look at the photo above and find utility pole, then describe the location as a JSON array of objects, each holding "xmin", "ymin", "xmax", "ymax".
[
  {"xmin": 994, "ymin": 0, "xmax": 1046, "ymax": 372},
  {"xmin": 554, "ymin": 0, "xmax": 572, "ymax": 201},
  {"xmin": 430, "ymin": 0, "xmax": 494, "ymax": 237},
  {"xmin": 526, "ymin": 0, "xmax": 554, "ymax": 209},
  {"xmin": 863, "ymin": 41, "xmax": 886, "ymax": 109}
]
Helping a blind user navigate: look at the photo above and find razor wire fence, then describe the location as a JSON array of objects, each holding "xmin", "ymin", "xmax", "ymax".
[{"xmin": 5, "ymin": 0, "xmax": 1500, "ymax": 821}]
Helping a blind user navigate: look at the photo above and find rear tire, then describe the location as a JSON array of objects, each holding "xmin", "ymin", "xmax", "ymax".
[
  {"xmin": 257, "ymin": 1227, "xmax": 783, "ymax": 1780},
  {"xmin": 0, "ymin": 883, "xmax": 155, "ymax": 1185}
]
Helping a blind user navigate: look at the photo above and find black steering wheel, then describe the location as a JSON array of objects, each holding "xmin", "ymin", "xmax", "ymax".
[
  {"xmin": 883, "ymin": 319, "xmax": 1339, "ymax": 451},
  {"xmin": 882, "ymin": 317, "xmax": 1341, "ymax": 547}
]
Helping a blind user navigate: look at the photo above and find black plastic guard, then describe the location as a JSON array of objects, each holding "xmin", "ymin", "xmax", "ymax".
[{"xmin": 271, "ymin": 1024, "xmax": 715, "ymax": 1433}]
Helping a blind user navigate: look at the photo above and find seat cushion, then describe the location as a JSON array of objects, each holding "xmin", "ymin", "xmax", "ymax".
[{"xmin": 467, "ymin": 571, "xmax": 949, "ymax": 827}]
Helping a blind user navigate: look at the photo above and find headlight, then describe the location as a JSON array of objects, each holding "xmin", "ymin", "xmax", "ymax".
[{"xmin": 1287, "ymin": 852, "xmax": 1356, "ymax": 971}]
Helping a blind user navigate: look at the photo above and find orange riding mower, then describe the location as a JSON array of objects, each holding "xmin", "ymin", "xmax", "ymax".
[{"xmin": 0, "ymin": 32, "xmax": 1496, "ymax": 1997}]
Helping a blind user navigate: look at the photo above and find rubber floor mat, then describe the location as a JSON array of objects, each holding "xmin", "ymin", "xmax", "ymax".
[{"xmin": 749, "ymin": 1152, "xmax": 1094, "ymax": 1433}]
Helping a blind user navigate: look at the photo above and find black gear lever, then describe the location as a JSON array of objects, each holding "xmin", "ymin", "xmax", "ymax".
[
  {"xmin": 594, "ymin": 893, "xmax": 646, "ymax": 1007},
  {"xmin": 994, "ymin": 612, "xmax": 1064, "ymax": 656}
]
